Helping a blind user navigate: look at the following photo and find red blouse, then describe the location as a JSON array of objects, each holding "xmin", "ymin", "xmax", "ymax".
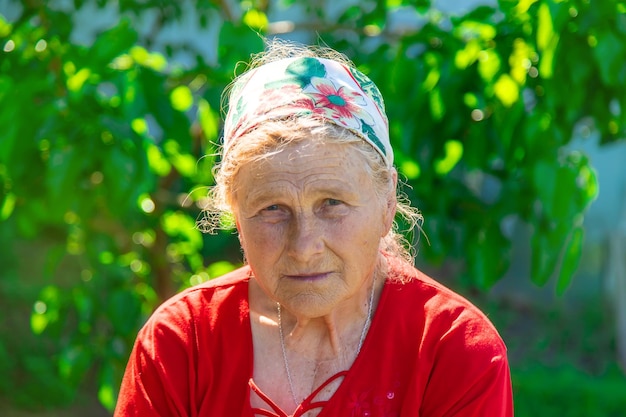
[{"xmin": 115, "ymin": 258, "xmax": 513, "ymax": 416}]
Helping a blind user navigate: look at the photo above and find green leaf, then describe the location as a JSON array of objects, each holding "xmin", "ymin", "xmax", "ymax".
[
  {"xmin": 98, "ymin": 363, "xmax": 117, "ymax": 412},
  {"xmin": 243, "ymin": 9, "xmax": 268, "ymax": 30},
  {"xmin": 164, "ymin": 139, "xmax": 196, "ymax": 178},
  {"xmin": 467, "ymin": 224, "xmax": 510, "ymax": 289},
  {"xmin": 66, "ymin": 68, "xmax": 91, "ymax": 92},
  {"xmin": 107, "ymin": 290, "xmax": 141, "ymax": 336},
  {"xmin": 30, "ymin": 312, "xmax": 49, "ymax": 335},
  {"xmin": 170, "ymin": 85, "xmax": 194, "ymax": 112},
  {"xmin": 198, "ymin": 98, "xmax": 219, "ymax": 141},
  {"xmin": 494, "ymin": 74, "xmax": 519, "ymax": 107},
  {"xmin": 131, "ymin": 117, "xmax": 148, "ymax": 135},
  {"xmin": 536, "ymin": 3, "xmax": 560, "ymax": 79},
  {"xmin": 454, "ymin": 21, "xmax": 497, "ymax": 41},
  {"xmin": 434, "ymin": 140, "xmax": 463, "ymax": 175},
  {"xmin": 536, "ymin": 3, "xmax": 554, "ymax": 51},
  {"xmin": 146, "ymin": 143, "xmax": 172, "ymax": 176},
  {"xmin": 0, "ymin": 192, "xmax": 15, "ymax": 220},
  {"xmin": 400, "ymin": 159, "xmax": 421, "ymax": 180},
  {"xmin": 129, "ymin": 46, "xmax": 167, "ymax": 71},
  {"xmin": 58, "ymin": 345, "xmax": 92, "ymax": 384},
  {"xmin": 207, "ymin": 260, "xmax": 238, "ymax": 278},
  {"xmin": 30, "ymin": 285, "xmax": 62, "ymax": 335},
  {"xmin": 516, "ymin": 0, "xmax": 538, "ymax": 15},
  {"xmin": 46, "ymin": 145, "xmax": 84, "ymax": 202},
  {"xmin": 429, "ymin": 87, "xmax": 445, "ymax": 120},
  {"xmin": 161, "ymin": 210, "xmax": 203, "ymax": 250},
  {"xmin": 477, "ymin": 48, "xmax": 501, "ymax": 82},
  {"xmin": 0, "ymin": 14, "xmax": 12, "ymax": 37},
  {"xmin": 593, "ymin": 29, "xmax": 626, "ymax": 84},
  {"xmin": 455, "ymin": 39, "xmax": 481, "ymax": 70},
  {"xmin": 88, "ymin": 19, "xmax": 138, "ymax": 67},
  {"xmin": 530, "ymin": 227, "xmax": 561, "ymax": 286},
  {"xmin": 218, "ymin": 21, "xmax": 264, "ymax": 71},
  {"xmin": 556, "ymin": 225, "xmax": 584, "ymax": 295}
]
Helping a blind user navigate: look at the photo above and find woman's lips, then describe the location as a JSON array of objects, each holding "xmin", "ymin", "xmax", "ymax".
[{"xmin": 284, "ymin": 272, "xmax": 330, "ymax": 281}]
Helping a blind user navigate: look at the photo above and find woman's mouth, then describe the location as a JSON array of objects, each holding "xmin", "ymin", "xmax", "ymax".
[{"xmin": 285, "ymin": 272, "xmax": 330, "ymax": 281}]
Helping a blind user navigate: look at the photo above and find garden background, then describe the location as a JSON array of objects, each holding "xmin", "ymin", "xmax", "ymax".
[{"xmin": 1, "ymin": 0, "xmax": 626, "ymax": 416}]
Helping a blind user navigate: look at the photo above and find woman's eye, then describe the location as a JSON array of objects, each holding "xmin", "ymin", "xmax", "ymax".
[{"xmin": 256, "ymin": 204, "xmax": 288, "ymax": 222}]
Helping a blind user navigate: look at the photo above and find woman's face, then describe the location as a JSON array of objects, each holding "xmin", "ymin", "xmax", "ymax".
[{"xmin": 233, "ymin": 139, "xmax": 395, "ymax": 318}]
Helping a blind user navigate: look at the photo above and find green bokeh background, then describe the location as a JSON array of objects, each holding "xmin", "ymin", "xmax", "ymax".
[{"xmin": 1, "ymin": 0, "xmax": 625, "ymax": 415}]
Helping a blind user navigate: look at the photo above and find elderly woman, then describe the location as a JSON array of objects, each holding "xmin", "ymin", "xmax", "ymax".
[{"xmin": 115, "ymin": 42, "xmax": 513, "ymax": 417}]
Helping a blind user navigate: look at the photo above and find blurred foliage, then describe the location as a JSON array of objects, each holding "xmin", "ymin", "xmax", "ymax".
[
  {"xmin": 513, "ymin": 364, "xmax": 626, "ymax": 417},
  {"xmin": 477, "ymin": 285, "xmax": 626, "ymax": 416},
  {"xmin": 0, "ymin": 0, "xmax": 624, "ymax": 413}
]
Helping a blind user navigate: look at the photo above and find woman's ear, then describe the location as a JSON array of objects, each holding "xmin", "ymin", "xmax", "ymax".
[{"xmin": 382, "ymin": 168, "xmax": 398, "ymax": 235}]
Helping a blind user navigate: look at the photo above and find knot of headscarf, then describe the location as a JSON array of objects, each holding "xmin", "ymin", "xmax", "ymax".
[{"xmin": 223, "ymin": 56, "xmax": 393, "ymax": 168}]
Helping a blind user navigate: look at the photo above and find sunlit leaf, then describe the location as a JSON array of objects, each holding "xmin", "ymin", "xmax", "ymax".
[
  {"xmin": 537, "ymin": 4, "xmax": 554, "ymax": 51},
  {"xmin": 0, "ymin": 15, "xmax": 12, "ymax": 37},
  {"xmin": 400, "ymin": 160, "xmax": 421, "ymax": 179},
  {"xmin": 429, "ymin": 87, "xmax": 445, "ymax": 120},
  {"xmin": 30, "ymin": 285, "xmax": 61, "ymax": 334},
  {"xmin": 98, "ymin": 364, "xmax": 116, "ymax": 412},
  {"xmin": 435, "ymin": 140, "xmax": 463, "ymax": 175},
  {"xmin": 207, "ymin": 260, "xmax": 238, "ymax": 278},
  {"xmin": 422, "ymin": 65, "xmax": 440, "ymax": 91},
  {"xmin": 146, "ymin": 143, "xmax": 171, "ymax": 176},
  {"xmin": 170, "ymin": 85, "xmax": 193, "ymax": 112},
  {"xmin": 162, "ymin": 211, "xmax": 203, "ymax": 249},
  {"xmin": 110, "ymin": 54, "xmax": 133, "ymax": 70},
  {"xmin": 129, "ymin": 46, "xmax": 167, "ymax": 71},
  {"xmin": 455, "ymin": 39, "xmax": 481, "ymax": 69},
  {"xmin": 494, "ymin": 74, "xmax": 519, "ymax": 107},
  {"xmin": 509, "ymin": 38, "xmax": 532, "ymax": 84},
  {"xmin": 516, "ymin": 0, "xmax": 538, "ymax": 14},
  {"xmin": 131, "ymin": 118, "xmax": 148, "ymax": 135},
  {"xmin": 30, "ymin": 312, "xmax": 48, "ymax": 335},
  {"xmin": 164, "ymin": 139, "xmax": 196, "ymax": 177},
  {"xmin": 0, "ymin": 192, "xmax": 15, "ymax": 220},
  {"xmin": 478, "ymin": 48, "xmax": 501, "ymax": 81},
  {"xmin": 578, "ymin": 164, "xmax": 599, "ymax": 203},
  {"xmin": 67, "ymin": 68, "xmax": 91, "ymax": 92},
  {"xmin": 243, "ymin": 9, "xmax": 268, "ymax": 30},
  {"xmin": 537, "ymin": 3, "xmax": 559, "ymax": 79},
  {"xmin": 99, "ymin": 251, "xmax": 115, "ymax": 264},
  {"xmin": 454, "ymin": 21, "xmax": 497, "ymax": 41},
  {"xmin": 463, "ymin": 92, "xmax": 478, "ymax": 108}
]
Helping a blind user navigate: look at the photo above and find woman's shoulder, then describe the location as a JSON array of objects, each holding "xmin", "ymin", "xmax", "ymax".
[
  {"xmin": 143, "ymin": 265, "xmax": 252, "ymax": 331},
  {"xmin": 383, "ymin": 256, "xmax": 506, "ymax": 350}
]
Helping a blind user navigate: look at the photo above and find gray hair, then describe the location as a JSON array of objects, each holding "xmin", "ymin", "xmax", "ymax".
[{"xmin": 200, "ymin": 40, "xmax": 422, "ymax": 265}]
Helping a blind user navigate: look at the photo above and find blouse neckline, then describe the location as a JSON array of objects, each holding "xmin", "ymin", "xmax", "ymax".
[{"xmin": 244, "ymin": 269, "xmax": 390, "ymax": 417}]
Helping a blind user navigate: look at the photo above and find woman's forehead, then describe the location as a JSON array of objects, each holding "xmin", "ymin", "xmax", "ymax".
[
  {"xmin": 251, "ymin": 140, "xmax": 365, "ymax": 172},
  {"xmin": 234, "ymin": 141, "xmax": 374, "ymax": 197}
]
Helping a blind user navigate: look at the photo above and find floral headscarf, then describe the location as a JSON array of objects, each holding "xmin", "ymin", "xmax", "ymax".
[{"xmin": 223, "ymin": 56, "xmax": 393, "ymax": 168}]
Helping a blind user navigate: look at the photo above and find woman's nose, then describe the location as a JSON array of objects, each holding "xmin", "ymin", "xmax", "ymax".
[{"xmin": 286, "ymin": 214, "xmax": 324, "ymax": 262}]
